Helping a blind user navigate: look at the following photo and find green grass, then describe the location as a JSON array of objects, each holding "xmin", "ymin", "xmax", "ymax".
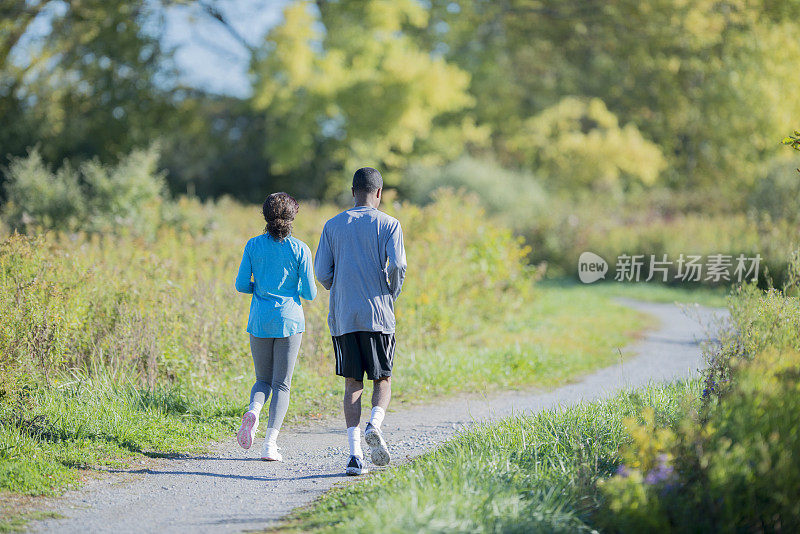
[
  {"xmin": 0, "ymin": 511, "xmax": 63, "ymax": 533},
  {"xmin": 0, "ymin": 379, "xmax": 242, "ymax": 496},
  {"xmin": 540, "ymin": 277, "xmax": 729, "ymax": 307},
  {"xmin": 0, "ymin": 284, "xmax": 649, "ymax": 497},
  {"xmin": 289, "ymin": 283, "xmax": 652, "ymax": 412},
  {"xmin": 279, "ymin": 380, "xmax": 699, "ymax": 533}
]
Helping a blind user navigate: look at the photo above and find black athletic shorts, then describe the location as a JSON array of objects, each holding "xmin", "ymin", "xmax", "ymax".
[{"xmin": 332, "ymin": 331, "xmax": 395, "ymax": 381}]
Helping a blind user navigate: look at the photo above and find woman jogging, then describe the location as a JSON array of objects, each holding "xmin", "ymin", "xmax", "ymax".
[{"xmin": 234, "ymin": 192, "xmax": 317, "ymax": 461}]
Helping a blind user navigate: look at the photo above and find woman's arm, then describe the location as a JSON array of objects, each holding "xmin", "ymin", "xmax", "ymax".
[
  {"xmin": 298, "ymin": 243, "xmax": 317, "ymax": 301},
  {"xmin": 234, "ymin": 243, "xmax": 254, "ymax": 294}
]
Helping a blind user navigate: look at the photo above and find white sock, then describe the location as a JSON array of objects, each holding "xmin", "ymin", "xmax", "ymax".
[
  {"xmin": 369, "ymin": 406, "xmax": 386, "ymax": 430},
  {"xmin": 248, "ymin": 401, "xmax": 263, "ymax": 417},
  {"xmin": 265, "ymin": 427, "xmax": 279, "ymax": 447},
  {"xmin": 347, "ymin": 426, "xmax": 363, "ymax": 458}
]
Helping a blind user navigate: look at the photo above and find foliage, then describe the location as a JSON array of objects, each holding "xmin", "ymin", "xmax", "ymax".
[
  {"xmin": 423, "ymin": 0, "xmax": 800, "ymax": 195},
  {"xmin": 2, "ymin": 146, "xmax": 167, "ymax": 236},
  {"xmin": 0, "ymin": 0, "xmax": 175, "ymax": 169},
  {"xmin": 701, "ymin": 252, "xmax": 800, "ymax": 405},
  {"xmin": 251, "ymin": 0, "xmax": 482, "ymax": 196},
  {"xmin": 598, "ymin": 264, "xmax": 800, "ymax": 532},
  {"xmin": 782, "ymin": 130, "xmax": 800, "ymax": 151},
  {"xmin": 599, "ymin": 352, "xmax": 800, "ymax": 532},
  {"xmin": 507, "ymin": 97, "xmax": 666, "ymax": 193},
  {"xmin": 1, "ymin": 149, "xmax": 85, "ymax": 232},
  {"xmin": 401, "ymin": 156, "xmax": 549, "ymax": 231}
]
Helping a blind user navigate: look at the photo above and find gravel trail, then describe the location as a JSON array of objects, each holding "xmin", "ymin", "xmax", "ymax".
[{"xmin": 31, "ymin": 299, "xmax": 725, "ymax": 533}]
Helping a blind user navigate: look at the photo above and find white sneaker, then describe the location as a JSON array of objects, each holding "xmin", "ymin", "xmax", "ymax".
[
  {"xmin": 261, "ymin": 441, "xmax": 282, "ymax": 462},
  {"xmin": 364, "ymin": 423, "xmax": 390, "ymax": 466},
  {"xmin": 236, "ymin": 411, "xmax": 258, "ymax": 450}
]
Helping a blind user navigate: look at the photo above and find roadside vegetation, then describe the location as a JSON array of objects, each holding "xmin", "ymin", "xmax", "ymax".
[{"xmin": 281, "ymin": 255, "xmax": 800, "ymax": 532}]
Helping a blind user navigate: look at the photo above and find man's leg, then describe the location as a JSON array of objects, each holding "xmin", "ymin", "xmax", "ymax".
[
  {"xmin": 364, "ymin": 376, "xmax": 391, "ymax": 466},
  {"xmin": 369, "ymin": 376, "xmax": 391, "ymax": 429},
  {"xmin": 344, "ymin": 377, "xmax": 364, "ymax": 462},
  {"xmin": 343, "ymin": 377, "xmax": 364, "ymax": 428}
]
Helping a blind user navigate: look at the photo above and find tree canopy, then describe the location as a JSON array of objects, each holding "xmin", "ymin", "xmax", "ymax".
[{"xmin": 2, "ymin": 0, "xmax": 799, "ymax": 202}]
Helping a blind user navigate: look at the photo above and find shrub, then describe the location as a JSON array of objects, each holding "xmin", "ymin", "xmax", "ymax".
[
  {"xmin": 80, "ymin": 145, "xmax": 166, "ymax": 235},
  {"xmin": 507, "ymin": 97, "xmax": 666, "ymax": 194},
  {"xmin": 599, "ymin": 348, "xmax": 800, "ymax": 532},
  {"xmin": 401, "ymin": 156, "xmax": 549, "ymax": 232},
  {"xmin": 597, "ymin": 261, "xmax": 800, "ymax": 532},
  {"xmin": 2, "ymin": 149, "xmax": 86, "ymax": 232},
  {"xmin": 748, "ymin": 157, "xmax": 800, "ymax": 223},
  {"xmin": 1, "ymin": 145, "xmax": 167, "ymax": 237}
]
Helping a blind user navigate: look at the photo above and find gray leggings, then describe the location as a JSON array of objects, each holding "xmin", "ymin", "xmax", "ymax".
[{"xmin": 249, "ymin": 333, "xmax": 302, "ymax": 430}]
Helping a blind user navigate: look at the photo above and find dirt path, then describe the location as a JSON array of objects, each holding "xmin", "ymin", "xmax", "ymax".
[{"xmin": 31, "ymin": 300, "xmax": 724, "ymax": 533}]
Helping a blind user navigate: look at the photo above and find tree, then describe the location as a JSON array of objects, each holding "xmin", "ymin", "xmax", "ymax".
[
  {"xmin": 250, "ymin": 0, "xmax": 483, "ymax": 197},
  {"xmin": 419, "ymin": 0, "xmax": 800, "ymax": 199},
  {"xmin": 0, "ymin": 0, "xmax": 176, "ymax": 166}
]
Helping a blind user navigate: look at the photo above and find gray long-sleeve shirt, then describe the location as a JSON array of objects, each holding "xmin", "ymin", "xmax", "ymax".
[{"xmin": 314, "ymin": 206, "xmax": 407, "ymax": 337}]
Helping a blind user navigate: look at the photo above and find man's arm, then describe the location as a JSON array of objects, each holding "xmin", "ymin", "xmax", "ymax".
[
  {"xmin": 314, "ymin": 224, "xmax": 334, "ymax": 290},
  {"xmin": 386, "ymin": 221, "xmax": 407, "ymax": 300}
]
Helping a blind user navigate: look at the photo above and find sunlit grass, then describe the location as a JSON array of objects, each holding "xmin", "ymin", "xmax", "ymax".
[{"xmin": 540, "ymin": 277, "xmax": 729, "ymax": 308}]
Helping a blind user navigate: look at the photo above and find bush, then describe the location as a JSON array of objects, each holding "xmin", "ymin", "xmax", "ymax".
[
  {"xmin": 2, "ymin": 146, "xmax": 167, "ymax": 237},
  {"xmin": 597, "ymin": 260, "xmax": 800, "ymax": 532},
  {"xmin": 523, "ymin": 191, "xmax": 799, "ymax": 287},
  {"xmin": 748, "ymin": 157, "xmax": 800, "ymax": 223},
  {"xmin": 507, "ymin": 97, "xmax": 666, "ymax": 194},
  {"xmin": 401, "ymin": 156, "xmax": 549, "ymax": 232},
  {"xmin": 2, "ymin": 149, "xmax": 86, "ymax": 232}
]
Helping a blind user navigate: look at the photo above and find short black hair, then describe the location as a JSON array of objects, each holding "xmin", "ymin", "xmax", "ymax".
[{"xmin": 352, "ymin": 167, "xmax": 383, "ymax": 193}]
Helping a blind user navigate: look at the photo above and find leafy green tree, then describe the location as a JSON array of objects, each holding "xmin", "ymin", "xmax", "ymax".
[
  {"xmin": 250, "ymin": 0, "xmax": 482, "ymax": 197},
  {"xmin": 507, "ymin": 97, "xmax": 665, "ymax": 193},
  {"xmin": 0, "ymin": 0, "xmax": 175, "ymax": 166},
  {"xmin": 420, "ymin": 0, "xmax": 800, "ymax": 199}
]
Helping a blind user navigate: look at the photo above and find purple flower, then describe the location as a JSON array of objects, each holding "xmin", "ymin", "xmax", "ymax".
[
  {"xmin": 644, "ymin": 454, "xmax": 675, "ymax": 485},
  {"xmin": 615, "ymin": 463, "xmax": 631, "ymax": 478}
]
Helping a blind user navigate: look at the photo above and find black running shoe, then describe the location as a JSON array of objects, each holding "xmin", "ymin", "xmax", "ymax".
[{"xmin": 345, "ymin": 455, "xmax": 368, "ymax": 476}]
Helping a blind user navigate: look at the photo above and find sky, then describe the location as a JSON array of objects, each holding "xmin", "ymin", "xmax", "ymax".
[{"xmin": 162, "ymin": 0, "xmax": 288, "ymax": 97}]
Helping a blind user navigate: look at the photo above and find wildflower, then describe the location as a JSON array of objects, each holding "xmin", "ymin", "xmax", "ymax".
[{"xmin": 615, "ymin": 463, "xmax": 631, "ymax": 478}]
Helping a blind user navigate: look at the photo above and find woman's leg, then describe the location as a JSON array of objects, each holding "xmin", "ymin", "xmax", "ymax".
[
  {"xmin": 266, "ymin": 333, "xmax": 302, "ymax": 430},
  {"xmin": 249, "ymin": 334, "xmax": 275, "ymax": 416}
]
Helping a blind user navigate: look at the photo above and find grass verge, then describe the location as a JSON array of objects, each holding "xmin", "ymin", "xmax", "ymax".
[
  {"xmin": 0, "ymin": 379, "xmax": 241, "ymax": 496},
  {"xmin": 278, "ymin": 381, "xmax": 698, "ymax": 533},
  {"xmin": 0, "ymin": 511, "xmax": 63, "ymax": 533}
]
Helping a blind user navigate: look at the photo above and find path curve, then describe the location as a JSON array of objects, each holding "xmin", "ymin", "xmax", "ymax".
[{"xmin": 32, "ymin": 300, "xmax": 725, "ymax": 533}]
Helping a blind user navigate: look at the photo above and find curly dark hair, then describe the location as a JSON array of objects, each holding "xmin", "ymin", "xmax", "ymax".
[{"xmin": 262, "ymin": 192, "xmax": 299, "ymax": 240}]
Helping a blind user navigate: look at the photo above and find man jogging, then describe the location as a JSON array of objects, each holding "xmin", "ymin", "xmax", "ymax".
[{"xmin": 314, "ymin": 167, "xmax": 407, "ymax": 476}]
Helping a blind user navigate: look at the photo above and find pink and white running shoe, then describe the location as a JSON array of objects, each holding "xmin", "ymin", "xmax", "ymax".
[{"xmin": 236, "ymin": 411, "xmax": 258, "ymax": 449}]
